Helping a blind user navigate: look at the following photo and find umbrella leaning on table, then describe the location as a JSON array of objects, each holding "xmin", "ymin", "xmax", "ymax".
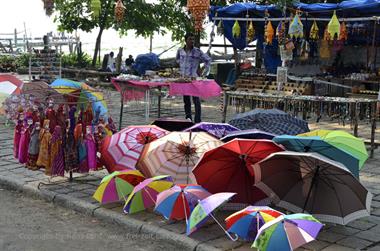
[
  {"xmin": 220, "ymin": 129, "xmax": 276, "ymax": 143},
  {"xmin": 183, "ymin": 122, "xmax": 240, "ymax": 139},
  {"xmin": 273, "ymin": 135, "xmax": 360, "ymax": 178},
  {"xmin": 252, "ymin": 151, "xmax": 372, "ymax": 225}
]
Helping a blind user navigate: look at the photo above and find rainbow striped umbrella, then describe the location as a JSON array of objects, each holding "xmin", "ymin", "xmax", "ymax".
[
  {"xmin": 155, "ymin": 184, "xmax": 211, "ymax": 222},
  {"xmin": 101, "ymin": 125, "xmax": 168, "ymax": 173},
  {"xmin": 225, "ymin": 206, "xmax": 283, "ymax": 241},
  {"xmin": 93, "ymin": 170, "xmax": 145, "ymax": 204},
  {"xmin": 252, "ymin": 214, "xmax": 323, "ymax": 251},
  {"xmin": 123, "ymin": 175, "xmax": 173, "ymax": 214},
  {"xmin": 137, "ymin": 132, "xmax": 223, "ymax": 184}
]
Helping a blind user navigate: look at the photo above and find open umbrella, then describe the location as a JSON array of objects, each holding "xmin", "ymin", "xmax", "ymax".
[
  {"xmin": 123, "ymin": 175, "xmax": 173, "ymax": 214},
  {"xmin": 138, "ymin": 132, "xmax": 223, "ymax": 184},
  {"xmin": 221, "ymin": 129, "xmax": 276, "ymax": 143},
  {"xmin": 252, "ymin": 213, "xmax": 323, "ymax": 251},
  {"xmin": 252, "ymin": 151, "xmax": 372, "ymax": 225},
  {"xmin": 101, "ymin": 125, "xmax": 168, "ymax": 173},
  {"xmin": 21, "ymin": 81, "xmax": 66, "ymax": 104},
  {"xmin": 0, "ymin": 74, "xmax": 23, "ymax": 114},
  {"xmin": 93, "ymin": 170, "xmax": 145, "ymax": 204},
  {"xmin": 187, "ymin": 192, "xmax": 238, "ymax": 240},
  {"xmin": 225, "ymin": 206, "xmax": 283, "ymax": 241},
  {"xmin": 155, "ymin": 184, "xmax": 211, "ymax": 222},
  {"xmin": 184, "ymin": 122, "xmax": 239, "ymax": 139},
  {"xmin": 193, "ymin": 139, "xmax": 284, "ymax": 204},
  {"xmin": 273, "ymin": 135, "xmax": 360, "ymax": 178},
  {"xmin": 152, "ymin": 118, "xmax": 194, "ymax": 131},
  {"xmin": 229, "ymin": 108, "xmax": 309, "ymax": 135},
  {"xmin": 299, "ymin": 130, "xmax": 368, "ymax": 168}
]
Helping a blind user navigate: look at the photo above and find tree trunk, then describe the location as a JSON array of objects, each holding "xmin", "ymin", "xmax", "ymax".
[{"xmin": 92, "ymin": 27, "xmax": 104, "ymax": 67}]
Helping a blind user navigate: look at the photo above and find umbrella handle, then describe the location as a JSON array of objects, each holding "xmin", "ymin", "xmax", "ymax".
[{"xmin": 209, "ymin": 213, "xmax": 238, "ymax": 242}]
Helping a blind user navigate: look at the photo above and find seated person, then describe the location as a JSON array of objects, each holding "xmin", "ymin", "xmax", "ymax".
[{"xmin": 107, "ymin": 51, "xmax": 116, "ymax": 72}]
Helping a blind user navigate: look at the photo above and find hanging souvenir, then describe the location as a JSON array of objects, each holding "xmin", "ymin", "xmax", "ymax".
[
  {"xmin": 217, "ymin": 20, "xmax": 224, "ymax": 35},
  {"xmin": 328, "ymin": 10, "xmax": 340, "ymax": 39},
  {"xmin": 288, "ymin": 13, "xmax": 304, "ymax": 38},
  {"xmin": 299, "ymin": 40, "xmax": 310, "ymax": 61},
  {"xmin": 56, "ymin": 104, "xmax": 66, "ymax": 134},
  {"xmin": 320, "ymin": 29, "xmax": 331, "ymax": 59},
  {"xmin": 310, "ymin": 21, "xmax": 319, "ymax": 40},
  {"xmin": 265, "ymin": 21, "xmax": 275, "ymax": 45},
  {"xmin": 276, "ymin": 21, "xmax": 286, "ymax": 45},
  {"xmin": 42, "ymin": 0, "xmax": 54, "ymax": 16},
  {"xmin": 18, "ymin": 118, "xmax": 32, "ymax": 164},
  {"xmin": 91, "ymin": 0, "xmax": 101, "ymax": 19},
  {"xmin": 84, "ymin": 103, "xmax": 94, "ymax": 129},
  {"xmin": 323, "ymin": 26, "xmax": 331, "ymax": 41},
  {"xmin": 187, "ymin": 0, "xmax": 210, "ymax": 32},
  {"xmin": 13, "ymin": 116, "xmax": 23, "ymax": 159},
  {"xmin": 232, "ymin": 20, "xmax": 241, "ymax": 38},
  {"xmin": 85, "ymin": 126, "xmax": 97, "ymax": 171},
  {"xmin": 69, "ymin": 106, "xmax": 77, "ymax": 133},
  {"xmin": 27, "ymin": 122, "xmax": 41, "ymax": 170},
  {"xmin": 246, "ymin": 21, "xmax": 255, "ymax": 43},
  {"xmin": 64, "ymin": 120, "xmax": 78, "ymax": 172},
  {"xmin": 37, "ymin": 119, "xmax": 52, "ymax": 175},
  {"xmin": 75, "ymin": 123, "xmax": 89, "ymax": 173},
  {"xmin": 115, "ymin": 0, "xmax": 126, "ymax": 24},
  {"xmin": 46, "ymin": 101, "xmax": 57, "ymax": 133},
  {"xmin": 51, "ymin": 125, "xmax": 65, "ymax": 177},
  {"xmin": 106, "ymin": 117, "xmax": 117, "ymax": 134},
  {"xmin": 339, "ymin": 22, "xmax": 348, "ymax": 41}
]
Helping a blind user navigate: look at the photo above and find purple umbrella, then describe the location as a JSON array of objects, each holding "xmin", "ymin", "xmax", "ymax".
[
  {"xmin": 221, "ymin": 129, "xmax": 276, "ymax": 142},
  {"xmin": 184, "ymin": 122, "xmax": 240, "ymax": 139}
]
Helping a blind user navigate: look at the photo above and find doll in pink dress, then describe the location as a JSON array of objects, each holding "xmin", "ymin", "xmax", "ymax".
[{"xmin": 85, "ymin": 126, "xmax": 97, "ymax": 170}]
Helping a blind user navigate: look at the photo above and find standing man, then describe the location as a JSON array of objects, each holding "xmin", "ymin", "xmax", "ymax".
[{"xmin": 176, "ymin": 33, "xmax": 211, "ymax": 123}]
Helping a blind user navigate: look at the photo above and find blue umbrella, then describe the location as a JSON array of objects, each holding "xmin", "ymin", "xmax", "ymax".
[
  {"xmin": 221, "ymin": 129, "xmax": 276, "ymax": 142},
  {"xmin": 273, "ymin": 135, "xmax": 360, "ymax": 178}
]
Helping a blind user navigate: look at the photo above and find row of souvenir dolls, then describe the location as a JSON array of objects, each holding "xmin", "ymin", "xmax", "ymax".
[{"xmin": 13, "ymin": 104, "xmax": 117, "ymax": 177}]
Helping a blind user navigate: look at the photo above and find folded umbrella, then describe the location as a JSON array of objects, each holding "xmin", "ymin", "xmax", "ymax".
[
  {"xmin": 184, "ymin": 122, "xmax": 239, "ymax": 139},
  {"xmin": 221, "ymin": 129, "xmax": 276, "ymax": 143},
  {"xmin": 252, "ymin": 151, "xmax": 372, "ymax": 225}
]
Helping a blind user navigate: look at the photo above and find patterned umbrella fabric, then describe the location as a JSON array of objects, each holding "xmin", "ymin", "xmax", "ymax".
[
  {"xmin": 0, "ymin": 74, "xmax": 23, "ymax": 114},
  {"xmin": 299, "ymin": 130, "xmax": 368, "ymax": 168},
  {"xmin": 184, "ymin": 122, "xmax": 240, "ymax": 139},
  {"xmin": 193, "ymin": 139, "xmax": 284, "ymax": 204},
  {"xmin": 101, "ymin": 125, "xmax": 168, "ymax": 173},
  {"xmin": 252, "ymin": 213, "xmax": 323, "ymax": 251},
  {"xmin": 93, "ymin": 170, "xmax": 145, "ymax": 204},
  {"xmin": 229, "ymin": 109, "xmax": 309, "ymax": 135},
  {"xmin": 138, "ymin": 132, "xmax": 223, "ymax": 184},
  {"xmin": 273, "ymin": 135, "xmax": 360, "ymax": 178},
  {"xmin": 123, "ymin": 175, "xmax": 173, "ymax": 214},
  {"xmin": 187, "ymin": 192, "xmax": 237, "ymax": 240},
  {"xmin": 152, "ymin": 118, "xmax": 194, "ymax": 131},
  {"xmin": 225, "ymin": 206, "xmax": 283, "ymax": 241},
  {"xmin": 221, "ymin": 129, "xmax": 276, "ymax": 143},
  {"xmin": 252, "ymin": 151, "xmax": 372, "ymax": 225},
  {"xmin": 155, "ymin": 184, "xmax": 211, "ymax": 221}
]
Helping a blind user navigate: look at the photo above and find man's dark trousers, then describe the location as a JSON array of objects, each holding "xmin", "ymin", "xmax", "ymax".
[{"xmin": 183, "ymin": 95, "xmax": 201, "ymax": 123}]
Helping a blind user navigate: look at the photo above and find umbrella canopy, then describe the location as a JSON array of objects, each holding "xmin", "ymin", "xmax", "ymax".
[
  {"xmin": 225, "ymin": 206, "xmax": 283, "ymax": 241},
  {"xmin": 232, "ymin": 108, "xmax": 286, "ymax": 120},
  {"xmin": 123, "ymin": 175, "xmax": 173, "ymax": 214},
  {"xmin": 193, "ymin": 139, "xmax": 284, "ymax": 204},
  {"xmin": 21, "ymin": 81, "xmax": 66, "ymax": 104},
  {"xmin": 93, "ymin": 170, "xmax": 145, "ymax": 204},
  {"xmin": 152, "ymin": 118, "xmax": 194, "ymax": 131},
  {"xmin": 252, "ymin": 151, "xmax": 372, "ymax": 225},
  {"xmin": 273, "ymin": 135, "xmax": 360, "ymax": 178},
  {"xmin": 252, "ymin": 213, "xmax": 324, "ymax": 251},
  {"xmin": 184, "ymin": 122, "xmax": 240, "ymax": 138},
  {"xmin": 138, "ymin": 132, "xmax": 223, "ymax": 184},
  {"xmin": 50, "ymin": 78, "xmax": 108, "ymax": 119},
  {"xmin": 299, "ymin": 130, "xmax": 368, "ymax": 168},
  {"xmin": 229, "ymin": 109, "xmax": 309, "ymax": 135},
  {"xmin": 187, "ymin": 192, "xmax": 236, "ymax": 236},
  {"xmin": 221, "ymin": 129, "xmax": 276, "ymax": 142},
  {"xmin": 101, "ymin": 125, "xmax": 168, "ymax": 173},
  {"xmin": 155, "ymin": 184, "xmax": 211, "ymax": 221},
  {"xmin": 0, "ymin": 74, "xmax": 23, "ymax": 114}
]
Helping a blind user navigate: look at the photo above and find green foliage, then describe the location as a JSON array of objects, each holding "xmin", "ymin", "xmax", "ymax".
[
  {"xmin": 15, "ymin": 53, "xmax": 33, "ymax": 68},
  {"xmin": 60, "ymin": 53, "xmax": 92, "ymax": 68},
  {"xmin": 0, "ymin": 55, "xmax": 16, "ymax": 72}
]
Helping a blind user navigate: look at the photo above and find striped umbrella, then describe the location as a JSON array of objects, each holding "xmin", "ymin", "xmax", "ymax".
[
  {"xmin": 155, "ymin": 184, "xmax": 211, "ymax": 222},
  {"xmin": 137, "ymin": 132, "xmax": 223, "ymax": 184},
  {"xmin": 93, "ymin": 170, "xmax": 145, "ymax": 204},
  {"xmin": 123, "ymin": 175, "xmax": 173, "ymax": 214},
  {"xmin": 0, "ymin": 74, "xmax": 23, "ymax": 114},
  {"xmin": 183, "ymin": 122, "xmax": 240, "ymax": 139},
  {"xmin": 101, "ymin": 125, "xmax": 168, "ymax": 173}
]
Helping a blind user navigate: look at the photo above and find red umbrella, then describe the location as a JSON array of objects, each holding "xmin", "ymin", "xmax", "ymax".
[{"xmin": 192, "ymin": 139, "xmax": 284, "ymax": 204}]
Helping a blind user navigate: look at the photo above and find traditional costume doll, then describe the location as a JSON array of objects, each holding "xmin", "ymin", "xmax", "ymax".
[
  {"xmin": 106, "ymin": 116, "xmax": 117, "ymax": 134},
  {"xmin": 13, "ymin": 114, "xmax": 23, "ymax": 159},
  {"xmin": 56, "ymin": 104, "xmax": 67, "ymax": 134},
  {"xmin": 46, "ymin": 101, "xmax": 57, "ymax": 133},
  {"xmin": 74, "ymin": 123, "xmax": 88, "ymax": 173},
  {"xmin": 27, "ymin": 122, "xmax": 41, "ymax": 170},
  {"xmin": 36, "ymin": 119, "xmax": 52, "ymax": 175},
  {"xmin": 64, "ymin": 119, "xmax": 79, "ymax": 172},
  {"xmin": 18, "ymin": 117, "xmax": 33, "ymax": 164},
  {"xmin": 51, "ymin": 125, "xmax": 65, "ymax": 177},
  {"xmin": 85, "ymin": 126, "xmax": 97, "ymax": 170},
  {"xmin": 68, "ymin": 106, "xmax": 77, "ymax": 133},
  {"xmin": 94, "ymin": 106, "xmax": 101, "ymax": 125},
  {"xmin": 84, "ymin": 103, "xmax": 94, "ymax": 129}
]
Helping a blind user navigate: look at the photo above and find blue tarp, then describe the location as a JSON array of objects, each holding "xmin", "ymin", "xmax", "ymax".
[{"xmin": 132, "ymin": 53, "xmax": 160, "ymax": 75}]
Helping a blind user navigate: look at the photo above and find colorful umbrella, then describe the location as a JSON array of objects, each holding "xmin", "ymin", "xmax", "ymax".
[
  {"xmin": 138, "ymin": 132, "xmax": 223, "ymax": 184},
  {"xmin": 187, "ymin": 192, "xmax": 237, "ymax": 240},
  {"xmin": 221, "ymin": 129, "xmax": 276, "ymax": 142},
  {"xmin": 252, "ymin": 213, "xmax": 323, "ymax": 251},
  {"xmin": 0, "ymin": 74, "xmax": 23, "ymax": 114},
  {"xmin": 101, "ymin": 125, "xmax": 168, "ymax": 173},
  {"xmin": 50, "ymin": 78, "xmax": 108, "ymax": 119},
  {"xmin": 123, "ymin": 175, "xmax": 173, "ymax": 214},
  {"xmin": 184, "ymin": 122, "xmax": 240, "ymax": 139},
  {"xmin": 225, "ymin": 206, "xmax": 283, "ymax": 241},
  {"xmin": 152, "ymin": 118, "xmax": 194, "ymax": 131},
  {"xmin": 298, "ymin": 130, "xmax": 368, "ymax": 168},
  {"xmin": 93, "ymin": 170, "xmax": 145, "ymax": 204},
  {"xmin": 229, "ymin": 109, "xmax": 309, "ymax": 135},
  {"xmin": 155, "ymin": 184, "xmax": 211, "ymax": 222},
  {"xmin": 252, "ymin": 151, "xmax": 372, "ymax": 225},
  {"xmin": 273, "ymin": 135, "xmax": 360, "ymax": 178},
  {"xmin": 193, "ymin": 139, "xmax": 284, "ymax": 204}
]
